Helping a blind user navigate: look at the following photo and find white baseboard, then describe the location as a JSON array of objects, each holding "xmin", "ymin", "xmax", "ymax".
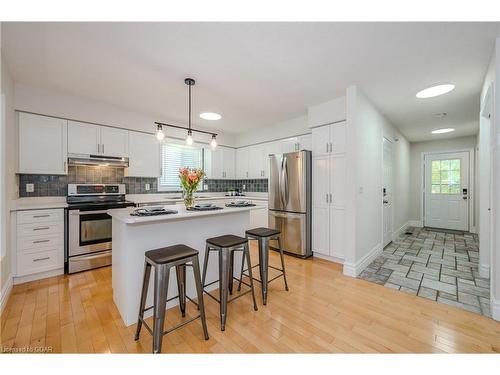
[
  {"xmin": 479, "ymin": 264, "xmax": 490, "ymax": 279},
  {"xmin": 313, "ymin": 252, "xmax": 344, "ymax": 264},
  {"xmin": 407, "ymin": 220, "xmax": 423, "ymax": 228},
  {"xmin": 393, "ymin": 221, "xmax": 410, "ymax": 241},
  {"xmin": 470, "ymin": 226, "xmax": 477, "ymax": 234},
  {"xmin": 492, "ymin": 297, "xmax": 500, "ymax": 321},
  {"xmin": 13, "ymin": 268, "xmax": 64, "ymax": 285},
  {"xmin": 343, "ymin": 243, "xmax": 382, "ymax": 277},
  {"xmin": 1, "ymin": 274, "xmax": 13, "ymax": 314}
]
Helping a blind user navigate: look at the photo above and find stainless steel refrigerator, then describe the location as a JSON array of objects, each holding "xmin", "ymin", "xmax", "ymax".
[{"xmin": 268, "ymin": 150, "xmax": 312, "ymax": 258}]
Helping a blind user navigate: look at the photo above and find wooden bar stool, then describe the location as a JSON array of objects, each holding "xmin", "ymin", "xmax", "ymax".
[
  {"xmin": 134, "ymin": 244, "xmax": 209, "ymax": 353},
  {"xmin": 238, "ymin": 227, "xmax": 289, "ymax": 305},
  {"xmin": 201, "ymin": 234, "xmax": 258, "ymax": 331}
]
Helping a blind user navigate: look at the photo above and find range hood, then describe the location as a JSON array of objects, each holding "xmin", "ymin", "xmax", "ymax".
[{"xmin": 68, "ymin": 153, "xmax": 129, "ymax": 167}]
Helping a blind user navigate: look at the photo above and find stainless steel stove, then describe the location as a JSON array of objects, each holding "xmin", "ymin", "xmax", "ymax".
[{"xmin": 66, "ymin": 184, "xmax": 135, "ymax": 273}]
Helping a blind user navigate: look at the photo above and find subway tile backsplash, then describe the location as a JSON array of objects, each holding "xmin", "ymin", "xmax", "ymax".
[{"xmin": 18, "ymin": 166, "xmax": 268, "ymax": 197}]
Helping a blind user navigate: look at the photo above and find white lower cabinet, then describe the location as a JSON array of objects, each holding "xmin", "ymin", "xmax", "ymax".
[{"xmin": 15, "ymin": 209, "xmax": 65, "ymax": 279}]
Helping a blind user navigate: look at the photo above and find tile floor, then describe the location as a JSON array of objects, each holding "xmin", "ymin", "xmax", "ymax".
[{"xmin": 358, "ymin": 227, "xmax": 491, "ymax": 317}]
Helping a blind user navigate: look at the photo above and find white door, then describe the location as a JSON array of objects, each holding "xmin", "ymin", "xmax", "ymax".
[
  {"xmin": 382, "ymin": 138, "xmax": 393, "ymax": 247},
  {"xmin": 100, "ymin": 127, "xmax": 129, "ymax": 157},
  {"xmin": 424, "ymin": 151, "xmax": 470, "ymax": 231},
  {"xmin": 330, "ymin": 154, "xmax": 346, "ymax": 258},
  {"xmin": 68, "ymin": 120, "xmax": 100, "ymax": 155}
]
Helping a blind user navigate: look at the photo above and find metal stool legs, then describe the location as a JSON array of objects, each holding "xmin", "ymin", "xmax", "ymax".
[
  {"xmin": 134, "ymin": 261, "xmax": 152, "ymax": 341},
  {"xmin": 202, "ymin": 242, "xmax": 258, "ymax": 331},
  {"xmin": 134, "ymin": 254, "xmax": 209, "ymax": 353},
  {"xmin": 238, "ymin": 234, "xmax": 289, "ymax": 305},
  {"xmin": 152, "ymin": 264, "xmax": 169, "ymax": 353}
]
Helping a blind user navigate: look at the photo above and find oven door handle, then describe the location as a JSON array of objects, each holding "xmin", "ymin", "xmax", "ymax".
[{"xmin": 69, "ymin": 210, "xmax": 110, "ymax": 215}]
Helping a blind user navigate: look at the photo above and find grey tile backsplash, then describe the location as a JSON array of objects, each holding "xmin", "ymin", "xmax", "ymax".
[{"xmin": 18, "ymin": 166, "xmax": 268, "ymax": 197}]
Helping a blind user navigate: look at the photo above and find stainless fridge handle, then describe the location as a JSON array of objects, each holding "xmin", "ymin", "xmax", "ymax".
[{"xmin": 283, "ymin": 155, "xmax": 289, "ymax": 207}]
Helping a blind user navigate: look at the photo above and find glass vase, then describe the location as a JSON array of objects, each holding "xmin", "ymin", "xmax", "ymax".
[{"xmin": 183, "ymin": 190, "xmax": 194, "ymax": 209}]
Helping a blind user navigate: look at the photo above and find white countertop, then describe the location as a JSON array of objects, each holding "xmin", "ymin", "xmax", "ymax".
[
  {"xmin": 108, "ymin": 203, "xmax": 264, "ymax": 224},
  {"xmin": 126, "ymin": 192, "xmax": 268, "ymax": 205},
  {"xmin": 10, "ymin": 197, "xmax": 68, "ymax": 211}
]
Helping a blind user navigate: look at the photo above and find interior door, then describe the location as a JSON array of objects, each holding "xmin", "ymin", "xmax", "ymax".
[
  {"xmin": 382, "ymin": 138, "xmax": 393, "ymax": 247},
  {"xmin": 424, "ymin": 151, "xmax": 470, "ymax": 231}
]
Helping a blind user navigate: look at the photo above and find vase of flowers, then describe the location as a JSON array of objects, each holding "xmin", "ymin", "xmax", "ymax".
[{"xmin": 179, "ymin": 167, "xmax": 205, "ymax": 209}]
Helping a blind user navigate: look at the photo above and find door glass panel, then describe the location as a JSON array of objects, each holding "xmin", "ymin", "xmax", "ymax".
[{"xmin": 431, "ymin": 159, "xmax": 461, "ymax": 195}]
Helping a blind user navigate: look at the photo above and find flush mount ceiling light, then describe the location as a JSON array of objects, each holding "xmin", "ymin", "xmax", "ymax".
[
  {"xmin": 200, "ymin": 112, "xmax": 222, "ymax": 121},
  {"xmin": 416, "ymin": 84, "xmax": 455, "ymax": 98},
  {"xmin": 431, "ymin": 128, "xmax": 455, "ymax": 134},
  {"xmin": 155, "ymin": 78, "xmax": 218, "ymax": 148}
]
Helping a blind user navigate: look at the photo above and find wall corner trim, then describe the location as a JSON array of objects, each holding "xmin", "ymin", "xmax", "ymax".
[
  {"xmin": 342, "ymin": 243, "xmax": 383, "ymax": 278},
  {"xmin": 491, "ymin": 297, "xmax": 500, "ymax": 321},
  {"xmin": 0, "ymin": 274, "xmax": 13, "ymax": 314}
]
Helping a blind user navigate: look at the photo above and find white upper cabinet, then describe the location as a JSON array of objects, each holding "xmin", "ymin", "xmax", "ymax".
[
  {"xmin": 311, "ymin": 121, "xmax": 346, "ymax": 157},
  {"xmin": 100, "ymin": 127, "xmax": 129, "ymax": 157},
  {"xmin": 248, "ymin": 144, "xmax": 266, "ymax": 178},
  {"xmin": 236, "ymin": 147, "xmax": 249, "ymax": 179},
  {"xmin": 222, "ymin": 147, "xmax": 236, "ymax": 179},
  {"xmin": 68, "ymin": 121, "xmax": 100, "ymax": 155},
  {"xmin": 297, "ymin": 134, "xmax": 312, "ymax": 151},
  {"xmin": 279, "ymin": 137, "xmax": 298, "ymax": 153},
  {"xmin": 127, "ymin": 132, "xmax": 160, "ymax": 177},
  {"xmin": 68, "ymin": 121, "xmax": 129, "ymax": 157},
  {"xmin": 205, "ymin": 146, "xmax": 235, "ymax": 179},
  {"xmin": 18, "ymin": 113, "xmax": 68, "ymax": 175}
]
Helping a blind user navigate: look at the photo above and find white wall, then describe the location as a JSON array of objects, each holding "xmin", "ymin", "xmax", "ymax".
[
  {"xmin": 14, "ymin": 83, "xmax": 237, "ymax": 148},
  {"xmin": 491, "ymin": 38, "xmax": 500, "ymax": 320},
  {"xmin": 1, "ymin": 27, "xmax": 17, "ymax": 306},
  {"xmin": 343, "ymin": 86, "xmax": 410, "ymax": 276},
  {"xmin": 234, "ymin": 115, "xmax": 309, "ymax": 147},
  {"xmin": 408, "ymin": 136, "xmax": 478, "ymax": 226},
  {"xmin": 478, "ymin": 52, "xmax": 495, "ymax": 279}
]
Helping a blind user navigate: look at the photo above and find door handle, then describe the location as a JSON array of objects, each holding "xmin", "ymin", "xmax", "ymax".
[{"xmin": 462, "ymin": 196, "xmax": 468, "ymax": 200}]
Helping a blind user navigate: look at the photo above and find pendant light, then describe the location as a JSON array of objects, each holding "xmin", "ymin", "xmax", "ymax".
[
  {"xmin": 154, "ymin": 78, "xmax": 218, "ymax": 149},
  {"xmin": 210, "ymin": 134, "xmax": 217, "ymax": 149},
  {"xmin": 155, "ymin": 124, "xmax": 165, "ymax": 141},
  {"xmin": 185, "ymin": 78, "xmax": 195, "ymax": 145}
]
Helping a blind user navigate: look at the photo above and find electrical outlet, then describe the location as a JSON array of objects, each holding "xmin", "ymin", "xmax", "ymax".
[
  {"xmin": 145, "ymin": 183, "xmax": 150, "ymax": 191},
  {"xmin": 26, "ymin": 183, "xmax": 35, "ymax": 193}
]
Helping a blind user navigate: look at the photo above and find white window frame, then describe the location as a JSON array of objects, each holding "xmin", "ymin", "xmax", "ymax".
[{"xmin": 157, "ymin": 139, "xmax": 206, "ymax": 192}]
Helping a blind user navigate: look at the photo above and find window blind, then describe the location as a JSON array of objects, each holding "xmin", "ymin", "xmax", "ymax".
[{"xmin": 159, "ymin": 143, "xmax": 203, "ymax": 190}]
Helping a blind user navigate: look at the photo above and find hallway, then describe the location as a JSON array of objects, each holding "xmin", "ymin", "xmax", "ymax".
[{"xmin": 359, "ymin": 227, "xmax": 491, "ymax": 317}]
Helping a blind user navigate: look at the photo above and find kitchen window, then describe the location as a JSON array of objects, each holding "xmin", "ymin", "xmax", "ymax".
[{"xmin": 158, "ymin": 142, "xmax": 204, "ymax": 191}]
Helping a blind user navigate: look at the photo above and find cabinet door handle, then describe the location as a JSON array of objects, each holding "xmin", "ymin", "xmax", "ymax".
[
  {"xmin": 330, "ymin": 142, "xmax": 333, "ymax": 153},
  {"xmin": 33, "ymin": 257, "xmax": 50, "ymax": 262},
  {"xmin": 326, "ymin": 194, "xmax": 329, "ymax": 203},
  {"xmin": 102, "ymin": 144, "xmax": 105, "ymax": 154},
  {"xmin": 33, "ymin": 214, "xmax": 50, "ymax": 218},
  {"xmin": 64, "ymin": 161, "xmax": 67, "ymax": 173},
  {"xmin": 326, "ymin": 143, "xmax": 329, "ymax": 153},
  {"xmin": 329, "ymin": 193, "xmax": 332, "ymax": 203},
  {"xmin": 33, "ymin": 227, "xmax": 50, "ymax": 231},
  {"xmin": 33, "ymin": 239, "xmax": 50, "ymax": 244}
]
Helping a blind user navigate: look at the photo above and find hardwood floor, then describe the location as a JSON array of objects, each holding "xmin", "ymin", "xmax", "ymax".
[{"xmin": 2, "ymin": 245, "xmax": 500, "ymax": 353}]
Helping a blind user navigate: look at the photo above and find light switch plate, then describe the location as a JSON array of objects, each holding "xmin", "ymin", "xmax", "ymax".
[
  {"xmin": 26, "ymin": 183, "xmax": 34, "ymax": 193},
  {"xmin": 145, "ymin": 183, "xmax": 150, "ymax": 191}
]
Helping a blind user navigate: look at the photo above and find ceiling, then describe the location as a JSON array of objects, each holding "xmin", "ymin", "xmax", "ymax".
[{"xmin": 2, "ymin": 22, "xmax": 499, "ymax": 141}]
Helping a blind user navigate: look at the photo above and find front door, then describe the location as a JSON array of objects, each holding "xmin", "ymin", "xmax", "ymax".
[{"xmin": 424, "ymin": 151, "xmax": 470, "ymax": 231}]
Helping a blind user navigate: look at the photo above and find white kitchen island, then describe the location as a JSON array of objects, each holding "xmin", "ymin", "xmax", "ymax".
[{"xmin": 108, "ymin": 204, "xmax": 265, "ymax": 326}]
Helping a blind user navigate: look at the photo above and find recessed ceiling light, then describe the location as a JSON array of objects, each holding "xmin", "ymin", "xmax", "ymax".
[
  {"xmin": 431, "ymin": 128, "xmax": 455, "ymax": 134},
  {"xmin": 200, "ymin": 112, "xmax": 222, "ymax": 120},
  {"xmin": 416, "ymin": 84, "xmax": 455, "ymax": 98}
]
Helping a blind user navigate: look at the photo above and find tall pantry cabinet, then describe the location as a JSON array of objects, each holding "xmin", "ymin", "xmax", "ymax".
[{"xmin": 311, "ymin": 121, "xmax": 346, "ymax": 260}]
